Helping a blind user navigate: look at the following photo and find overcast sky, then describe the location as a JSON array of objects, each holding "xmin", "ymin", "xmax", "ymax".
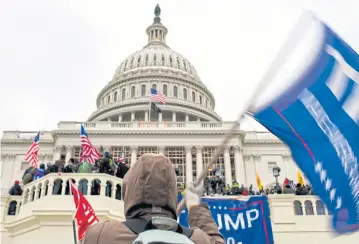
[{"xmin": 0, "ymin": 0, "xmax": 358, "ymax": 133}]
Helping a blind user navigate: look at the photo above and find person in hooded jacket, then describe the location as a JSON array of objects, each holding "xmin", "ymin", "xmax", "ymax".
[{"xmin": 82, "ymin": 153, "xmax": 224, "ymax": 244}]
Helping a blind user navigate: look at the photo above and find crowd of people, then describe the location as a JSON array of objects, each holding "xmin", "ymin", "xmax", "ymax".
[{"xmin": 177, "ymin": 176, "xmax": 315, "ymax": 197}]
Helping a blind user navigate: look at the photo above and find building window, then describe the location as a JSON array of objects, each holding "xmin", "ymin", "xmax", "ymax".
[
  {"xmin": 141, "ymin": 84, "xmax": 146, "ymax": 96},
  {"xmin": 203, "ymin": 147, "xmax": 225, "ymax": 178},
  {"xmin": 130, "ymin": 57, "xmax": 134, "ymax": 68},
  {"xmin": 153, "ymin": 54, "xmax": 157, "ymax": 63},
  {"xmin": 268, "ymin": 162, "xmax": 277, "ymax": 173},
  {"xmin": 316, "ymin": 200, "xmax": 326, "ymax": 215},
  {"xmin": 173, "ymin": 86, "xmax": 178, "ymax": 97},
  {"xmin": 114, "ymin": 91, "xmax": 118, "ymax": 102},
  {"xmin": 165, "ymin": 148, "xmax": 185, "ymax": 184},
  {"xmin": 169, "ymin": 56, "xmax": 173, "ymax": 67},
  {"xmin": 72, "ymin": 147, "xmax": 82, "ymax": 160},
  {"xmin": 112, "ymin": 147, "xmax": 130, "ymax": 166},
  {"xmin": 305, "ymin": 200, "xmax": 314, "ymax": 215},
  {"xmin": 124, "ymin": 60, "xmax": 128, "ymax": 71},
  {"xmin": 205, "ymin": 99, "xmax": 208, "ymax": 108},
  {"xmin": 161, "ymin": 54, "xmax": 165, "ymax": 65},
  {"xmin": 131, "ymin": 86, "xmax": 136, "ymax": 98},
  {"xmin": 183, "ymin": 88, "xmax": 188, "ymax": 100},
  {"xmin": 192, "ymin": 91, "xmax": 195, "ymax": 102},
  {"xmin": 145, "ymin": 54, "xmax": 149, "ymax": 65},
  {"xmin": 122, "ymin": 88, "xmax": 126, "ymax": 100},
  {"xmin": 183, "ymin": 60, "xmax": 187, "ymax": 71},
  {"xmin": 107, "ymin": 95, "xmax": 111, "ymax": 103},
  {"xmin": 137, "ymin": 147, "xmax": 158, "ymax": 159},
  {"xmin": 163, "ymin": 84, "xmax": 167, "ymax": 96},
  {"xmin": 152, "ymin": 84, "xmax": 157, "ymax": 90},
  {"xmin": 294, "ymin": 201, "xmax": 303, "ymax": 215},
  {"xmin": 176, "ymin": 57, "xmax": 180, "ymax": 68},
  {"xmin": 199, "ymin": 95, "xmax": 202, "ymax": 105},
  {"xmin": 137, "ymin": 55, "xmax": 141, "ymax": 67}
]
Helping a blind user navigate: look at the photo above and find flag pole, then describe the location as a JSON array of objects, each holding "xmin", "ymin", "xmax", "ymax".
[
  {"xmin": 176, "ymin": 11, "xmax": 314, "ymax": 215},
  {"xmin": 148, "ymin": 92, "xmax": 152, "ymax": 123},
  {"xmin": 69, "ymin": 182, "xmax": 78, "ymax": 244}
]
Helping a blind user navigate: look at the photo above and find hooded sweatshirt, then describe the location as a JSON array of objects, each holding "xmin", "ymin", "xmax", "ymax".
[{"xmin": 82, "ymin": 153, "xmax": 224, "ymax": 244}]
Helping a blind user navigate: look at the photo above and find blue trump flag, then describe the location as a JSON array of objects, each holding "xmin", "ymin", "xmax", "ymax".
[
  {"xmin": 253, "ymin": 19, "xmax": 359, "ymax": 233},
  {"xmin": 178, "ymin": 195, "xmax": 274, "ymax": 244}
]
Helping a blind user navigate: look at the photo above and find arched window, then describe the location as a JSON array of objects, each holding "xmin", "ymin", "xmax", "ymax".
[
  {"xmin": 141, "ymin": 84, "xmax": 146, "ymax": 96},
  {"xmin": 114, "ymin": 91, "xmax": 118, "ymax": 102},
  {"xmin": 137, "ymin": 55, "xmax": 141, "ymax": 67},
  {"xmin": 145, "ymin": 54, "xmax": 149, "ymax": 64},
  {"xmin": 122, "ymin": 88, "xmax": 126, "ymax": 100},
  {"xmin": 315, "ymin": 200, "xmax": 326, "ymax": 215},
  {"xmin": 183, "ymin": 88, "xmax": 188, "ymax": 100},
  {"xmin": 192, "ymin": 91, "xmax": 196, "ymax": 102},
  {"xmin": 173, "ymin": 86, "xmax": 178, "ymax": 97},
  {"xmin": 176, "ymin": 57, "xmax": 181, "ymax": 68},
  {"xmin": 107, "ymin": 95, "xmax": 111, "ymax": 103},
  {"xmin": 152, "ymin": 84, "xmax": 157, "ymax": 90},
  {"xmin": 199, "ymin": 95, "xmax": 202, "ymax": 105},
  {"xmin": 130, "ymin": 57, "xmax": 134, "ymax": 68},
  {"xmin": 205, "ymin": 99, "xmax": 208, "ymax": 108},
  {"xmin": 153, "ymin": 54, "xmax": 157, "ymax": 63},
  {"xmin": 169, "ymin": 56, "xmax": 173, "ymax": 67},
  {"xmin": 163, "ymin": 84, "xmax": 168, "ymax": 96},
  {"xmin": 161, "ymin": 54, "xmax": 165, "ymax": 64},
  {"xmin": 305, "ymin": 200, "xmax": 314, "ymax": 215},
  {"xmin": 293, "ymin": 201, "xmax": 303, "ymax": 215},
  {"xmin": 131, "ymin": 86, "xmax": 136, "ymax": 98}
]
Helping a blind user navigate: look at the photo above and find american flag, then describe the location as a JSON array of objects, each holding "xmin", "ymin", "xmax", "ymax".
[
  {"xmin": 24, "ymin": 132, "xmax": 40, "ymax": 168},
  {"xmin": 150, "ymin": 88, "xmax": 166, "ymax": 104},
  {"xmin": 80, "ymin": 125, "xmax": 100, "ymax": 164},
  {"xmin": 283, "ymin": 178, "xmax": 296, "ymax": 189},
  {"xmin": 71, "ymin": 183, "xmax": 99, "ymax": 240}
]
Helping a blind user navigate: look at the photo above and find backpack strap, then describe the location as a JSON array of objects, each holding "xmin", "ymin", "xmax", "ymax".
[{"xmin": 123, "ymin": 218, "xmax": 193, "ymax": 238}]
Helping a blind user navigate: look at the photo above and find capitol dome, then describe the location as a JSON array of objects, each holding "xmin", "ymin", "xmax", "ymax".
[{"xmin": 88, "ymin": 6, "xmax": 221, "ymax": 123}]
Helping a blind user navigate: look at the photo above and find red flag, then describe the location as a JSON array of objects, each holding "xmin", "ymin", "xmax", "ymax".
[
  {"xmin": 71, "ymin": 183, "xmax": 99, "ymax": 240},
  {"xmin": 283, "ymin": 178, "xmax": 289, "ymax": 185}
]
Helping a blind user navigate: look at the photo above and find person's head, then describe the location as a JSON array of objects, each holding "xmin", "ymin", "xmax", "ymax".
[
  {"xmin": 14, "ymin": 180, "xmax": 20, "ymax": 185},
  {"xmin": 122, "ymin": 153, "xmax": 177, "ymax": 220},
  {"xmin": 104, "ymin": 152, "xmax": 110, "ymax": 158},
  {"xmin": 60, "ymin": 154, "xmax": 66, "ymax": 160},
  {"xmin": 69, "ymin": 158, "xmax": 75, "ymax": 164},
  {"xmin": 39, "ymin": 163, "xmax": 45, "ymax": 170}
]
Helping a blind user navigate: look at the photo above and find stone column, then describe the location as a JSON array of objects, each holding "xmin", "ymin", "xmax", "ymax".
[
  {"xmin": 185, "ymin": 114, "xmax": 189, "ymax": 122},
  {"xmin": 195, "ymin": 146, "xmax": 203, "ymax": 181},
  {"xmin": 118, "ymin": 114, "xmax": 122, "ymax": 122},
  {"xmin": 234, "ymin": 146, "xmax": 245, "ymax": 184},
  {"xmin": 223, "ymin": 145, "xmax": 232, "ymax": 186},
  {"xmin": 245, "ymin": 154, "xmax": 257, "ymax": 188},
  {"xmin": 172, "ymin": 112, "xmax": 176, "ymax": 122},
  {"xmin": 145, "ymin": 111, "xmax": 148, "ymax": 122},
  {"xmin": 131, "ymin": 112, "xmax": 135, "ymax": 121},
  {"xmin": 54, "ymin": 145, "xmax": 63, "ymax": 161},
  {"xmin": 65, "ymin": 145, "xmax": 73, "ymax": 163},
  {"xmin": 158, "ymin": 112, "xmax": 163, "ymax": 122},
  {"xmin": 1, "ymin": 154, "xmax": 15, "ymax": 191},
  {"xmin": 157, "ymin": 145, "xmax": 165, "ymax": 154},
  {"xmin": 130, "ymin": 145, "xmax": 138, "ymax": 166},
  {"xmin": 185, "ymin": 146, "xmax": 193, "ymax": 183}
]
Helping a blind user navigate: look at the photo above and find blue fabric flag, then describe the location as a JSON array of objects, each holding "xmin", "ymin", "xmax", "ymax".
[
  {"xmin": 254, "ymin": 20, "xmax": 359, "ymax": 233},
  {"xmin": 178, "ymin": 195, "xmax": 274, "ymax": 244}
]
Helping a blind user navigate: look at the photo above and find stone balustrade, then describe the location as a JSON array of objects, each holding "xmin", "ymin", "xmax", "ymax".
[
  {"xmin": 2, "ymin": 173, "xmax": 123, "ymax": 218},
  {"xmin": 56, "ymin": 121, "xmax": 234, "ymax": 130}
]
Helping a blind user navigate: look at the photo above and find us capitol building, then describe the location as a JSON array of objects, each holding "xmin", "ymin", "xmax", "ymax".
[{"xmin": 0, "ymin": 6, "xmax": 357, "ymax": 244}]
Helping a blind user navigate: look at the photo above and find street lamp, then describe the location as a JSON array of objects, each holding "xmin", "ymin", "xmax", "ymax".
[{"xmin": 272, "ymin": 166, "xmax": 281, "ymax": 188}]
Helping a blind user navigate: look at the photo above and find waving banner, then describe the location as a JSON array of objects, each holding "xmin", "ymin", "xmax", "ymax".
[{"xmin": 178, "ymin": 195, "xmax": 274, "ymax": 244}]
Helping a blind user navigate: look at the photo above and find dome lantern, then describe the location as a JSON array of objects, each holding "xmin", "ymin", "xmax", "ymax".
[{"xmin": 146, "ymin": 4, "xmax": 168, "ymax": 45}]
